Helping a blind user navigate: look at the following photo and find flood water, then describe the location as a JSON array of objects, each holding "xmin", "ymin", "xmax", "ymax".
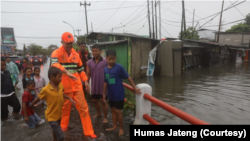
[
  {"xmin": 133, "ymin": 62, "xmax": 250, "ymax": 124},
  {"xmin": 1, "ymin": 59, "xmax": 250, "ymax": 141}
]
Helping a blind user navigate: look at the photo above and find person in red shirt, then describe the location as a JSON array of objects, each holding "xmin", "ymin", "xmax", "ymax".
[
  {"xmin": 77, "ymin": 41, "xmax": 91, "ymax": 73},
  {"xmin": 21, "ymin": 80, "xmax": 44, "ymax": 128}
]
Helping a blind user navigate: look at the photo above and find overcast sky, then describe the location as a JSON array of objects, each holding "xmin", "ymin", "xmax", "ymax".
[{"xmin": 1, "ymin": 0, "xmax": 250, "ymax": 49}]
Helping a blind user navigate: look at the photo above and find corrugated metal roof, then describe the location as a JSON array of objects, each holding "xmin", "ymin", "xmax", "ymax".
[
  {"xmin": 197, "ymin": 28, "xmax": 216, "ymax": 31},
  {"xmin": 214, "ymin": 32, "xmax": 250, "ymax": 34},
  {"xmin": 87, "ymin": 32, "xmax": 160, "ymax": 41},
  {"xmin": 184, "ymin": 44, "xmax": 204, "ymax": 48},
  {"xmin": 183, "ymin": 39, "xmax": 250, "ymax": 48},
  {"xmin": 91, "ymin": 40, "xmax": 128, "ymax": 46}
]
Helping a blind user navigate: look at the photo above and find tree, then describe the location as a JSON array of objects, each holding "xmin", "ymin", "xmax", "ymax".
[
  {"xmin": 73, "ymin": 35, "xmax": 89, "ymax": 51},
  {"xmin": 23, "ymin": 44, "xmax": 26, "ymax": 55},
  {"xmin": 245, "ymin": 13, "xmax": 250, "ymax": 25},
  {"xmin": 47, "ymin": 44, "xmax": 58, "ymax": 55},
  {"xmin": 225, "ymin": 23, "xmax": 250, "ymax": 32},
  {"xmin": 178, "ymin": 27, "xmax": 200, "ymax": 40},
  {"xmin": 27, "ymin": 44, "xmax": 43, "ymax": 56},
  {"xmin": 226, "ymin": 13, "xmax": 250, "ymax": 32}
]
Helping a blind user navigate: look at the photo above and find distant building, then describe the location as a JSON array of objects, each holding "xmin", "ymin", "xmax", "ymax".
[
  {"xmin": 215, "ymin": 32, "xmax": 250, "ymax": 47},
  {"xmin": 197, "ymin": 28, "xmax": 216, "ymax": 42},
  {"xmin": 1, "ymin": 27, "xmax": 17, "ymax": 56}
]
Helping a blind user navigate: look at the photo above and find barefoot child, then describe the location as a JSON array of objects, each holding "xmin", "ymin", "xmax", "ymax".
[
  {"xmin": 31, "ymin": 66, "xmax": 76, "ymax": 141},
  {"xmin": 21, "ymin": 80, "xmax": 44, "ymax": 128},
  {"xmin": 103, "ymin": 50, "xmax": 141, "ymax": 136},
  {"xmin": 87, "ymin": 44, "xmax": 108, "ymax": 123},
  {"xmin": 33, "ymin": 67, "xmax": 46, "ymax": 106}
]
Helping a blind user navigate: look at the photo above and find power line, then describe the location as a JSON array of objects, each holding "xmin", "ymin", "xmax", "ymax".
[
  {"xmin": 161, "ymin": 25, "xmax": 173, "ymax": 37},
  {"xmin": 15, "ymin": 36, "xmax": 60, "ymax": 39},
  {"xmin": 88, "ymin": 1, "xmax": 99, "ymax": 10},
  {"xmin": 113, "ymin": 1, "xmax": 146, "ymax": 28},
  {"xmin": 96, "ymin": 0, "xmax": 126, "ymax": 30},
  {"xmin": 136, "ymin": 19, "xmax": 148, "ymax": 34},
  {"xmin": 229, "ymin": 0, "xmax": 245, "ymax": 17},
  {"xmin": 201, "ymin": 19, "xmax": 245, "ymax": 28},
  {"xmin": 2, "ymin": 1, "xmax": 174, "ymax": 4},
  {"xmin": 113, "ymin": 15, "xmax": 148, "ymax": 30},
  {"xmin": 194, "ymin": 0, "xmax": 246, "ymax": 22},
  {"xmin": 111, "ymin": 6, "xmax": 147, "ymax": 30},
  {"xmin": 198, "ymin": 0, "xmax": 245, "ymax": 29},
  {"xmin": 1, "ymin": 1, "xmax": 96, "ymax": 3},
  {"xmin": 1, "ymin": 5, "xmax": 148, "ymax": 13},
  {"xmin": 161, "ymin": 3, "xmax": 193, "ymax": 21}
]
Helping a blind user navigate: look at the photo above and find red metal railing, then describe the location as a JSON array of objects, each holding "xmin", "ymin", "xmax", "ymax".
[{"xmin": 123, "ymin": 82, "xmax": 209, "ymax": 125}]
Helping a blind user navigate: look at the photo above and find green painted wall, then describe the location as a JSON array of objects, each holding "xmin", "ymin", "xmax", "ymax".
[
  {"xmin": 109, "ymin": 43, "xmax": 128, "ymax": 72},
  {"xmin": 100, "ymin": 42, "xmax": 128, "ymax": 72},
  {"xmin": 95, "ymin": 34, "xmax": 131, "ymax": 74}
]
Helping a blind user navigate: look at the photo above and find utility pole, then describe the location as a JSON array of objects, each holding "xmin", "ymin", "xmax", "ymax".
[
  {"xmin": 217, "ymin": 0, "xmax": 224, "ymax": 43},
  {"xmin": 182, "ymin": 0, "xmax": 186, "ymax": 31},
  {"xmin": 80, "ymin": 0, "xmax": 91, "ymax": 36},
  {"xmin": 192, "ymin": 9, "xmax": 195, "ymax": 38},
  {"xmin": 159, "ymin": 0, "xmax": 161, "ymax": 39},
  {"xmin": 152, "ymin": 1, "xmax": 155, "ymax": 39},
  {"xmin": 91, "ymin": 22, "xmax": 93, "ymax": 32},
  {"xmin": 180, "ymin": 0, "xmax": 184, "ymax": 40},
  {"xmin": 76, "ymin": 29, "xmax": 81, "ymax": 36},
  {"xmin": 195, "ymin": 22, "xmax": 199, "ymax": 30},
  {"xmin": 155, "ymin": 0, "xmax": 157, "ymax": 39},
  {"xmin": 192, "ymin": 9, "xmax": 195, "ymax": 28},
  {"xmin": 147, "ymin": 0, "xmax": 152, "ymax": 38}
]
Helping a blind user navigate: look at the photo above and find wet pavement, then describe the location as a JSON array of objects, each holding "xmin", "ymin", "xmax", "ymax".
[
  {"xmin": 1, "ymin": 59, "xmax": 250, "ymax": 141},
  {"xmin": 1, "ymin": 59, "xmax": 133, "ymax": 141}
]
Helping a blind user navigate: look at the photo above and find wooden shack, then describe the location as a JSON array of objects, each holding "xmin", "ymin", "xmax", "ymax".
[{"xmin": 87, "ymin": 32, "xmax": 159, "ymax": 79}]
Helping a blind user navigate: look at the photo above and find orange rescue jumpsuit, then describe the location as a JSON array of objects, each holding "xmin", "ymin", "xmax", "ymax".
[{"xmin": 51, "ymin": 45, "xmax": 94, "ymax": 136}]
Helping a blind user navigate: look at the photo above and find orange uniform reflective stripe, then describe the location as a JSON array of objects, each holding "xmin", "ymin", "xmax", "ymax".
[{"xmin": 51, "ymin": 46, "xmax": 88, "ymax": 93}]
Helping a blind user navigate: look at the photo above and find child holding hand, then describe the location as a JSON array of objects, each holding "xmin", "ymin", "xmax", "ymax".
[{"xmin": 31, "ymin": 67, "xmax": 76, "ymax": 141}]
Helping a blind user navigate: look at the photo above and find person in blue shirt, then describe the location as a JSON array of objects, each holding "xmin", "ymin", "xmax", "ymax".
[{"xmin": 103, "ymin": 50, "xmax": 141, "ymax": 136}]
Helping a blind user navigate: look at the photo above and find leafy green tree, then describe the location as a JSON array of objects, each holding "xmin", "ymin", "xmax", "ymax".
[
  {"xmin": 27, "ymin": 44, "xmax": 43, "ymax": 56},
  {"xmin": 26, "ymin": 43, "xmax": 54, "ymax": 56},
  {"xmin": 73, "ymin": 43, "xmax": 79, "ymax": 51},
  {"xmin": 23, "ymin": 44, "xmax": 26, "ymax": 55},
  {"xmin": 225, "ymin": 23, "xmax": 250, "ymax": 32},
  {"xmin": 226, "ymin": 13, "xmax": 250, "ymax": 32},
  {"xmin": 47, "ymin": 44, "xmax": 58, "ymax": 55},
  {"xmin": 245, "ymin": 13, "xmax": 250, "ymax": 25},
  {"xmin": 178, "ymin": 27, "xmax": 200, "ymax": 40}
]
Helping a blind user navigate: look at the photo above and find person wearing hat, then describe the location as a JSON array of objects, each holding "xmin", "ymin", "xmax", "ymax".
[{"xmin": 50, "ymin": 32, "xmax": 97, "ymax": 138}]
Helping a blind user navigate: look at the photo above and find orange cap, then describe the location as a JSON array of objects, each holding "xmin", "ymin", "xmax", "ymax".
[{"xmin": 61, "ymin": 32, "xmax": 75, "ymax": 43}]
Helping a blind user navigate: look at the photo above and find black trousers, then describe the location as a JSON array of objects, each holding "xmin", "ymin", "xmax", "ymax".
[{"xmin": 1, "ymin": 94, "xmax": 21, "ymax": 119}]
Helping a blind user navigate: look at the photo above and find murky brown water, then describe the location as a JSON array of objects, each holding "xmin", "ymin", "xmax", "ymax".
[
  {"xmin": 1, "ymin": 59, "xmax": 250, "ymax": 141},
  {"xmin": 133, "ymin": 62, "xmax": 250, "ymax": 125}
]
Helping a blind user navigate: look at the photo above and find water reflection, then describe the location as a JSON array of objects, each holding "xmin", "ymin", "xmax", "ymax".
[{"xmin": 133, "ymin": 63, "xmax": 250, "ymax": 124}]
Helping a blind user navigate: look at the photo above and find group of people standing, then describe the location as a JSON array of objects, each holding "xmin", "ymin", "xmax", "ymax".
[{"xmin": 1, "ymin": 32, "xmax": 141, "ymax": 141}]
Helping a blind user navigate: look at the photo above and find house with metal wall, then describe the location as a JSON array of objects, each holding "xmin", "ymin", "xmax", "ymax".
[
  {"xmin": 87, "ymin": 32, "xmax": 160, "ymax": 79},
  {"xmin": 182, "ymin": 39, "xmax": 250, "ymax": 67},
  {"xmin": 215, "ymin": 32, "xmax": 250, "ymax": 47}
]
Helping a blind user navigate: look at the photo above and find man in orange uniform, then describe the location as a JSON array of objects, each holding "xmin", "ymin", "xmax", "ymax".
[{"xmin": 50, "ymin": 32, "xmax": 97, "ymax": 138}]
